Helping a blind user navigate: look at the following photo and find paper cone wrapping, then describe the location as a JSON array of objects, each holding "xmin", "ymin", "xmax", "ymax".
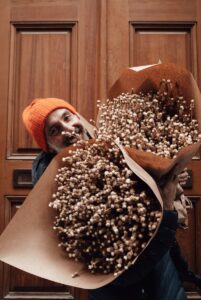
[
  {"xmin": 98, "ymin": 63, "xmax": 201, "ymax": 229},
  {"xmin": 97, "ymin": 63, "xmax": 201, "ymax": 176},
  {"xmin": 0, "ymin": 138, "xmax": 199, "ymax": 289},
  {"xmin": 125, "ymin": 142, "xmax": 201, "ymax": 183},
  {"xmin": 0, "ymin": 140, "xmax": 164, "ymax": 289}
]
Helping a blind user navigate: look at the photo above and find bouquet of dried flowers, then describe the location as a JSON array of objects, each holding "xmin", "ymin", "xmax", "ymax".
[
  {"xmin": 96, "ymin": 65, "xmax": 201, "ymax": 230},
  {"xmin": 49, "ymin": 64, "xmax": 201, "ymax": 278},
  {"xmin": 96, "ymin": 79, "xmax": 200, "ymax": 159},
  {"xmin": 49, "ymin": 140, "xmax": 162, "ymax": 276}
]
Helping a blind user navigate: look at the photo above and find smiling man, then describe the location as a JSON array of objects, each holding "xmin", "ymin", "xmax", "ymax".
[
  {"xmin": 22, "ymin": 97, "xmax": 89, "ymax": 184},
  {"xmin": 45, "ymin": 107, "xmax": 89, "ymax": 152}
]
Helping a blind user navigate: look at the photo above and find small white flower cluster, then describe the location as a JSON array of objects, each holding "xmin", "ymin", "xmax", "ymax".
[
  {"xmin": 96, "ymin": 80, "xmax": 200, "ymax": 158},
  {"xmin": 49, "ymin": 141, "xmax": 161, "ymax": 275}
]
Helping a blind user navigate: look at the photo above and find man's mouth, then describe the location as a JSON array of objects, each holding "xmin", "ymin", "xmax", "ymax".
[{"xmin": 62, "ymin": 130, "xmax": 82, "ymax": 147}]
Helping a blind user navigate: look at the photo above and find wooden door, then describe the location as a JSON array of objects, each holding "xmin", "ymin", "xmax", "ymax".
[
  {"xmin": 105, "ymin": 1, "xmax": 201, "ymax": 299},
  {"xmin": 1, "ymin": 1, "xmax": 201, "ymax": 300},
  {"xmin": 0, "ymin": 0, "xmax": 102, "ymax": 299}
]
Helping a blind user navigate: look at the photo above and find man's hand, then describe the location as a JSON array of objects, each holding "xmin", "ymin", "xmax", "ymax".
[
  {"xmin": 178, "ymin": 168, "xmax": 189, "ymax": 186},
  {"xmin": 159, "ymin": 174, "xmax": 178, "ymax": 211}
]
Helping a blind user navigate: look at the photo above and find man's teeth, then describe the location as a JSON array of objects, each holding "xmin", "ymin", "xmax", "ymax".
[
  {"xmin": 62, "ymin": 131, "xmax": 78, "ymax": 137},
  {"xmin": 64, "ymin": 135, "xmax": 80, "ymax": 146}
]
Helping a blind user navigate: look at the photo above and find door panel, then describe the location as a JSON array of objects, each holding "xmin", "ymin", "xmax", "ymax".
[{"xmin": 129, "ymin": 23, "xmax": 196, "ymax": 73}]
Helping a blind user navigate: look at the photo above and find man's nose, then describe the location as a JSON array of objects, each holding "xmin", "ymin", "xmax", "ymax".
[{"xmin": 61, "ymin": 121, "xmax": 75, "ymax": 133}]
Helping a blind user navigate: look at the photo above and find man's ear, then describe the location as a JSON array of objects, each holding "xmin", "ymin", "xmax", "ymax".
[
  {"xmin": 45, "ymin": 135, "xmax": 56, "ymax": 153},
  {"xmin": 44, "ymin": 127, "xmax": 56, "ymax": 153}
]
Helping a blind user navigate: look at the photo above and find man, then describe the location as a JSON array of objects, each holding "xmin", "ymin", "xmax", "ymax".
[
  {"xmin": 22, "ymin": 97, "xmax": 90, "ymax": 184},
  {"xmin": 22, "ymin": 97, "xmax": 200, "ymax": 299}
]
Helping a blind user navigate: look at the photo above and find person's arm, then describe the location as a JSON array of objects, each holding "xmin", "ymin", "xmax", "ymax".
[{"xmin": 113, "ymin": 174, "xmax": 179, "ymax": 286}]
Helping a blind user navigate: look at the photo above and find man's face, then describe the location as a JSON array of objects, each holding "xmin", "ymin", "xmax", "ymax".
[{"xmin": 45, "ymin": 108, "xmax": 89, "ymax": 153}]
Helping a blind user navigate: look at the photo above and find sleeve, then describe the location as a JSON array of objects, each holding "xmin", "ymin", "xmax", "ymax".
[
  {"xmin": 112, "ymin": 210, "xmax": 178, "ymax": 286},
  {"xmin": 32, "ymin": 156, "xmax": 46, "ymax": 185},
  {"xmin": 32, "ymin": 152, "xmax": 55, "ymax": 185}
]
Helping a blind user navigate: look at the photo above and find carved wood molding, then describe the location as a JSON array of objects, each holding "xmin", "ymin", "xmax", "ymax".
[{"xmin": 4, "ymin": 291, "xmax": 74, "ymax": 300}]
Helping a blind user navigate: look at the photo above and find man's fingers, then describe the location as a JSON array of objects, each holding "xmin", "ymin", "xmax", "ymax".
[{"xmin": 178, "ymin": 169, "xmax": 189, "ymax": 186}]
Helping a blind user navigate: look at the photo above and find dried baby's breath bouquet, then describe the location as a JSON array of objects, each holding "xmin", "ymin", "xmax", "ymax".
[
  {"xmin": 95, "ymin": 77, "xmax": 201, "ymax": 229},
  {"xmin": 96, "ymin": 79, "xmax": 201, "ymax": 159},
  {"xmin": 49, "ymin": 140, "xmax": 162, "ymax": 276}
]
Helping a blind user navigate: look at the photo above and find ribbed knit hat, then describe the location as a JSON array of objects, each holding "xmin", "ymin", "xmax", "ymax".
[{"xmin": 22, "ymin": 98, "xmax": 77, "ymax": 152}]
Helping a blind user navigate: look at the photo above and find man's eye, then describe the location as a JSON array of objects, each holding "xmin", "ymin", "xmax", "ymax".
[
  {"xmin": 63, "ymin": 114, "xmax": 70, "ymax": 121},
  {"xmin": 49, "ymin": 127, "xmax": 59, "ymax": 136}
]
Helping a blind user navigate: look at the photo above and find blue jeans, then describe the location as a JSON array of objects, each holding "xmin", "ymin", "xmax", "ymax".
[{"xmin": 88, "ymin": 252, "xmax": 186, "ymax": 300}]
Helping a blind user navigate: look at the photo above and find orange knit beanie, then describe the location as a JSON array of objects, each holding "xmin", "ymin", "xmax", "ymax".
[{"xmin": 22, "ymin": 98, "xmax": 77, "ymax": 152}]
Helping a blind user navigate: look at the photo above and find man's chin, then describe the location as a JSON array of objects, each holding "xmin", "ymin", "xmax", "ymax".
[
  {"xmin": 63, "ymin": 135, "xmax": 83, "ymax": 148},
  {"xmin": 50, "ymin": 132, "xmax": 89, "ymax": 153},
  {"xmin": 71, "ymin": 131, "xmax": 89, "ymax": 143}
]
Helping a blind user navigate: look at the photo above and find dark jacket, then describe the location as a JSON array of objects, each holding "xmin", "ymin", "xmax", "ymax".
[
  {"xmin": 32, "ymin": 151, "xmax": 56, "ymax": 185},
  {"xmin": 32, "ymin": 151, "xmax": 186, "ymax": 300}
]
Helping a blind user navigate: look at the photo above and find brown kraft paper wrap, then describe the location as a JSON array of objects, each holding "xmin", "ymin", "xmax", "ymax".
[{"xmin": 0, "ymin": 138, "xmax": 199, "ymax": 289}]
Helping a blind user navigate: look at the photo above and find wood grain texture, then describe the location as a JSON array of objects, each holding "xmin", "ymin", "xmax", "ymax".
[
  {"xmin": 106, "ymin": 0, "xmax": 130, "ymax": 90},
  {"xmin": 130, "ymin": 23, "xmax": 195, "ymax": 72},
  {"xmin": 128, "ymin": 0, "xmax": 196, "ymax": 22}
]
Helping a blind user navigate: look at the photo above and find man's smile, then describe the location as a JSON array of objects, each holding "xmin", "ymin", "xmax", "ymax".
[{"xmin": 62, "ymin": 130, "xmax": 83, "ymax": 146}]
